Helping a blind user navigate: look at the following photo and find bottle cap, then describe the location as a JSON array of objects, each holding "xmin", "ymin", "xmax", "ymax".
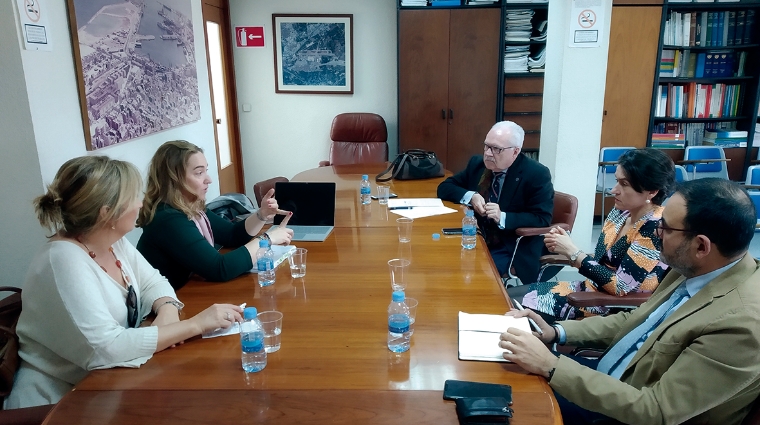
[
  {"xmin": 244, "ymin": 307, "xmax": 258, "ymax": 319},
  {"xmin": 362, "ymin": 174, "xmax": 369, "ymax": 180},
  {"xmin": 392, "ymin": 291, "xmax": 405, "ymax": 302},
  {"xmin": 465, "ymin": 209, "xmax": 474, "ymax": 217},
  {"xmin": 259, "ymin": 239, "xmax": 270, "ymax": 248},
  {"xmin": 432, "ymin": 233, "xmax": 441, "ymax": 240}
]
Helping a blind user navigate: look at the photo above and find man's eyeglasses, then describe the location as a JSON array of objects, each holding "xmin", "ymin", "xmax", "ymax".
[
  {"xmin": 655, "ymin": 218, "xmax": 695, "ymax": 238},
  {"xmin": 126, "ymin": 285, "xmax": 138, "ymax": 328},
  {"xmin": 483, "ymin": 143, "xmax": 518, "ymax": 155}
]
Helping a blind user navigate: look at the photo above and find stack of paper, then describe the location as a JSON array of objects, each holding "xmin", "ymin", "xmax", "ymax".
[
  {"xmin": 387, "ymin": 198, "xmax": 457, "ymax": 219},
  {"xmin": 505, "ymin": 9, "xmax": 534, "ymax": 42},
  {"xmin": 467, "ymin": 0, "xmax": 497, "ymax": 4},
  {"xmin": 401, "ymin": 0, "xmax": 427, "ymax": 5},
  {"xmin": 458, "ymin": 312, "xmax": 531, "ymax": 362},
  {"xmin": 504, "ymin": 46, "xmax": 530, "ymax": 73},
  {"xmin": 528, "ymin": 46, "xmax": 546, "ymax": 71}
]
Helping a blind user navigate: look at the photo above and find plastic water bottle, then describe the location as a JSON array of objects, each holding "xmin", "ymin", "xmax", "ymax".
[
  {"xmin": 387, "ymin": 291, "xmax": 411, "ymax": 353},
  {"xmin": 360, "ymin": 174, "xmax": 372, "ymax": 205},
  {"xmin": 256, "ymin": 239, "xmax": 275, "ymax": 287},
  {"xmin": 462, "ymin": 209, "xmax": 477, "ymax": 250},
  {"xmin": 240, "ymin": 307, "xmax": 267, "ymax": 372}
]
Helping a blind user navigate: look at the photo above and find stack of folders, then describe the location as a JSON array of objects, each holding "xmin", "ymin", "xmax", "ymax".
[
  {"xmin": 400, "ymin": 0, "xmax": 427, "ymax": 6},
  {"xmin": 651, "ymin": 133, "xmax": 686, "ymax": 149},
  {"xmin": 504, "ymin": 9, "xmax": 533, "ymax": 73},
  {"xmin": 702, "ymin": 129, "xmax": 748, "ymax": 148},
  {"xmin": 430, "ymin": 0, "xmax": 459, "ymax": 5},
  {"xmin": 467, "ymin": 0, "xmax": 497, "ymax": 4}
]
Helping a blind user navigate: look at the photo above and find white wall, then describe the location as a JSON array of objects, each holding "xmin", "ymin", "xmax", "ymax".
[
  {"xmin": 540, "ymin": 0, "xmax": 613, "ymax": 252},
  {"xmin": 0, "ymin": 0, "xmax": 220, "ymax": 284},
  {"xmin": 229, "ymin": 0, "xmax": 398, "ymax": 193}
]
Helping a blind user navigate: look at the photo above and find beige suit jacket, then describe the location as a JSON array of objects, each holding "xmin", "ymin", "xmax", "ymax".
[{"xmin": 554, "ymin": 253, "xmax": 760, "ymax": 425}]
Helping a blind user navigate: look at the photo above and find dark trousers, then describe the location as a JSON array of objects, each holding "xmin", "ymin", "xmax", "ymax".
[{"xmin": 553, "ymin": 354, "xmax": 621, "ymax": 425}]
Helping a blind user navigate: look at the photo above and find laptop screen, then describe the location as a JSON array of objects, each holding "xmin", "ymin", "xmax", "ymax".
[{"xmin": 273, "ymin": 182, "xmax": 336, "ymax": 226}]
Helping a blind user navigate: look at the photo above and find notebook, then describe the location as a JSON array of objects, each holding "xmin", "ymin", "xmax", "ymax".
[
  {"xmin": 458, "ymin": 312, "xmax": 531, "ymax": 362},
  {"xmin": 274, "ymin": 182, "xmax": 336, "ymax": 242}
]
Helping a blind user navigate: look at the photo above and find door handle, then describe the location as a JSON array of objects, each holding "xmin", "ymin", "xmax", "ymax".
[
  {"xmin": 215, "ymin": 119, "xmax": 222, "ymax": 124},
  {"xmin": 441, "ymin": 109, "xmax": 446, "ymax": 119}
]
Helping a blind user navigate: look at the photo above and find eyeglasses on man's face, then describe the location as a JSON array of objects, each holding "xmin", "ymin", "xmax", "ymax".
[
  {"xmin": 483, "ymin": 143, "xmax": 518, "ymax": 155},
  {"xmin": 655, "ymin": 218, "xmax": 695, "ymax": 238}
]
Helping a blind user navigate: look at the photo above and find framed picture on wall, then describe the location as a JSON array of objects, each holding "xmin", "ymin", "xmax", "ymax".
[
  {"xmin": 272, "ymin": 14, "xmax": 353, "ymax": 94},
  {"xmin": 65, "ymin": 0, "xmax": 201, "ymax": 150}
]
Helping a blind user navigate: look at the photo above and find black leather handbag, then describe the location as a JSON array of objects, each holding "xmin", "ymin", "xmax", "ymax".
[{"xmin": 375, "ymin": 149, "xmax": 444, "ymax": 182}]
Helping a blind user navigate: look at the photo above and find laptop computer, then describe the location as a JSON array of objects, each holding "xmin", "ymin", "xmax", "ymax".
[{"xmin": 273, "ymin": 182, "xmax": 336, "ymax": 242}]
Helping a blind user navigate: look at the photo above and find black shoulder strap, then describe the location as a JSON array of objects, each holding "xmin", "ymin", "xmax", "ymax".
[{"xmin": 376, "ymin": 153, "xmax": 407, "ymax": 182}]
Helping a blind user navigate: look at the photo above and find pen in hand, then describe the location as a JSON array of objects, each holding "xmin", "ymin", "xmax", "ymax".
[{"xmin": 511, "ymin": 298, "xmax": 544, "ymax": 335}]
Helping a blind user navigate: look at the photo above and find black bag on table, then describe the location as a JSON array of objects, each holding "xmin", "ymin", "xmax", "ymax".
[{"xmin": 375, "ymin": 149, "xmax": 444, "ymax": 182}]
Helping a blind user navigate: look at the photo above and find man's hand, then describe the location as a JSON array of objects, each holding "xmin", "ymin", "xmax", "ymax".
[
  {"xmin": 505, "ymin": 308, "xmax": 555, "ymax": 344},
  {"xmin": 470, "ymin": 193, "xmax": 487, "ymax": 215},
  {"xmin": 500, "ymin": 327, "xmax": 559, "ymax": 378},
  {"xmin": 484, "ymin": 202, "xmax": 502, "ymax": 223}
]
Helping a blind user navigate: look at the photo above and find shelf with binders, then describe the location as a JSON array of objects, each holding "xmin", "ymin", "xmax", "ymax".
[{"xmin": 398, "ymin": 0, "xmax": 502, "ymax": 8}]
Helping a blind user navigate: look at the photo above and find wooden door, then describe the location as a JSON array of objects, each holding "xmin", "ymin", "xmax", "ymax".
[
  {"xmin": 599, "ymin": 6, "xmax": 662, "ymax": 149},
  {"xmin": 447, "ymin": 8, "xmax": 501, "ymax": 173},
  {"xmin": 398, "ymin": 10, "xmax": 450, "ymax": 165},
  {"xmin": 203, "ymin": 0, "xmax": 244, "ymax": 194}
]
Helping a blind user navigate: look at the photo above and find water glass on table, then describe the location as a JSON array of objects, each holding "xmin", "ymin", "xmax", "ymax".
[
  {"xmin": 396, "ymin": 217, "xmax": 414, "ymax": 243},
  {"xmin": 377, "ymin": 185, "xmax": 390, "ymax": 205},
  {"xmin": 405, "ymin": 297, "xmax": 418, "ymax": 335},
  {"xmin": 388, "ymin": 258, "xmax": 410, "ymax": 292},
  {"xmin": 288, "ymin": 248, "xmax": 307, "ymax": 278},
  {"xmin": 257, "ymin": 310, "xmax": 283, "ymax": 353}
]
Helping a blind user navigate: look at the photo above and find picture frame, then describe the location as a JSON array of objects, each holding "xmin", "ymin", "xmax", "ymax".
[
  {"xmin": 66, "ymin": 0, "xmax": 201, "ymax": 150},
  {"xmin": 272, "ymin": 14, "xmax": 354, "ymax": 94}
]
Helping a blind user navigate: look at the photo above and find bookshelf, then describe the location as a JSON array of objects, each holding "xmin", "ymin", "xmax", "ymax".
[
  {"xmin": 648, "ymin": 0, "xmax": 760, "ymax": 181},
  {"xmin": 499, "ymin": 2, "xmax": 549, "ymax": 159}
]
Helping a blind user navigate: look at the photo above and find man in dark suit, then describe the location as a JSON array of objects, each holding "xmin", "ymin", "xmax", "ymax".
[{"xmin": 437, "ymin": 121, "xmax": 553, "ymax": 284}]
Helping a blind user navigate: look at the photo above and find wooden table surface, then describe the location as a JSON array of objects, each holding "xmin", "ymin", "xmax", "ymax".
[{"xmin": 43, "ymin": 165, "xmax": 561, "ymax": 425}]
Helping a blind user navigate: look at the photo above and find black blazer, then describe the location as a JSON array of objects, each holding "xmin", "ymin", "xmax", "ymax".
[{"xmin": 437, "ymin": 154, "xmax": 554, "ymax": 283}]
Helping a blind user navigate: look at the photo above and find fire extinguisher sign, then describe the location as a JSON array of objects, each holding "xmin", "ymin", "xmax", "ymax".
[{"xmin": 235, "ymin": 26, "xmax": 264, "ymax": 48}]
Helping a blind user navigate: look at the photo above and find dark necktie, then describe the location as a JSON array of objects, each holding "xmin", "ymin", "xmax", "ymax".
[{"xmin": 491, "ymin": 172, "xmax": 506, "ymax": 203}]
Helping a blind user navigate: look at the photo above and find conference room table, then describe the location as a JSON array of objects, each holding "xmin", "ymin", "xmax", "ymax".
[{"xmin": 42, "ymin": 164, "xmax": 561, "ymax": 425}]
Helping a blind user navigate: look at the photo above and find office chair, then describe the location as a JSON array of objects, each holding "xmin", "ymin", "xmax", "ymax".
[
  {"xmin": 674, "ymin": 164, "xmax": 689, "ymax": 183},
  {"xmin": 506, "ymin": 191, "xmax": 578, "ymax": 285},
  {"xmin": 744, "ymin": 165, "xmax": 760, "ymax": 191},
  {"xmin": 597, "ymin": 147, "xmax": 634, "ymax": 221},
  {"xmin": 680, "ymin": 146, "xmax": 729, "ymax": 180},
  {"xmin": 253, "ymin": 176, "xmax": 289, "ymax": 207},
  {"xmin": 319, "ymin": 113, "xmax": 388, "ymax": 167}
]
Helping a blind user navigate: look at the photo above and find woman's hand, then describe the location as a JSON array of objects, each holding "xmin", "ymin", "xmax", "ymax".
[
  {"xmin": 543, "ymin": 226, "xmax": 578, "ymax": 258},
  {"xmin": 267, "ymin": 212, "xmax": 294, "ymax": 245},
  {"xmin": 258, "ymin": 189, "xmax": 282, "ymax": 220},
  {"xmin": 188, "ymin": 303, "xmax": 244, "ymax": 335}
]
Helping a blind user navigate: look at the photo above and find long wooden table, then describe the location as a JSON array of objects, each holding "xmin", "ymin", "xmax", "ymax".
[{"xmin": 42, "ymin": 164, "xmax": 561, "ymax": 425}]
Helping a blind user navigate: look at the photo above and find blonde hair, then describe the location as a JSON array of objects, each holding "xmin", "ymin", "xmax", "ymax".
[
  {"xmin": 138, "ymin": 140, "xmax": 205, "ymax": 226},
  {"xmin": 34, "ymin": 156, "xmax": 143, "ymax": 238}
]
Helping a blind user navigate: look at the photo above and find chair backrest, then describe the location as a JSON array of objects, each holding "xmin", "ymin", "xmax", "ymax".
[
  {"xmin": 748, "ymin": 192, "xmax": 760, "ymax": 228},
  {"xmin": 328, "ymin": 113, "xmax": 388, "ymax": 166},
  {"xmin": 674, "ymin": 164, "xmax": 689, "ymax": 183},
  {"xmin": 746, "ymin": 165, "xmax": 760, "ymax": 186},
  {"xmin": 597, "ymin": 147, "xmax": 634, "ymax": 191},
  {"xmin": 253, "ymin": 176, "xmax": 289, "ymax": 207},
  {"xmin": 683, "ymin": 146, "xmax": 729, "ymax": 179},
  {"xmin": 553, "ymin": 191, "xmax": 579, "ymax": 232}
]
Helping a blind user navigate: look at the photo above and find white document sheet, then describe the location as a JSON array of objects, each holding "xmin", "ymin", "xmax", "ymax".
[
  {"xmin": 458, "ymin": 312, "xmax": 532, "ymax": 362},
  {"xmin": 387, "ymin": 198, "xmax": 445, "ymax": 208},
  {"xmin": 390, "ymin": 206, "xmax": 457, "ymax": 219}
]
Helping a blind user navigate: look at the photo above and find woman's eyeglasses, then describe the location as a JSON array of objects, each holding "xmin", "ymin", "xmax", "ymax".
[{"xmin": 126, "ymin": 285, "xmax": 138, "ymax": 328}]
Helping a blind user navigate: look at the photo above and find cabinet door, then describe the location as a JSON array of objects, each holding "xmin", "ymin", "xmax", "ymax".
[
  {"xmin": 600, "ymin": 6, "xmax": 661, "ymax": 148},
  {"xmin": 447, "ymin": 8, "xmax": 501, "ymax": 173},
  {"xmin": 398, "ymin": 10, "xmax": 450, "ymax": 161}
]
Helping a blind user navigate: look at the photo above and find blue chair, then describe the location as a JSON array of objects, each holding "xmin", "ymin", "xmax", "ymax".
[
  {"xmin": 597, "ymin": 147, "xmax": 634, "ymax": 220},
  {"xmin": 748, "ymin": 192, "xmax": 760, "ymax": 230},
  {"xmin": 681, "ymin": 146, "xmax": 729, "ymax": 180},
  {"xmin": 745, "ymin": 165, "xmax": 760, "ymax": 188},
  {"xmin": 674, "ymin": 165, "xmax": 689, "ymax": 183}
]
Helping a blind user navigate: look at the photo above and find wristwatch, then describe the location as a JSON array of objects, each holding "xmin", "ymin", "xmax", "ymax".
[
  {"xmin": 569, "ymin": 249, "xmax": 583, "ymax": 263},
  {"xmin": 156, "ymin": 299, "xmax": 184, "ymax": 315}
]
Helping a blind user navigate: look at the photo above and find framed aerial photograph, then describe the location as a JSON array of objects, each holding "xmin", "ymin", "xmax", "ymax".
[
  {"xmin": 272, "ymin": 14, "xmax": 353, "ymax": 94},
  {"xmin": 66, "ymin": 0, "xmax": 201, "ymax": 150}
]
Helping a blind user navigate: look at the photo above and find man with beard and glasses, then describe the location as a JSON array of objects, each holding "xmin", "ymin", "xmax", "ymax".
[
  {"xmin": 499, "ymin": 178, "xmax": 760, "ymax": 425},
  {"xmin": 437, "ymin": 121, "xmax": 553, "ymax": 284}
]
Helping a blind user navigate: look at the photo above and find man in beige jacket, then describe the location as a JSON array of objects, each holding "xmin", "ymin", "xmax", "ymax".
[{"xmin": 502, "ymin": 178, "xmax": 760, "ymax": 425}]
